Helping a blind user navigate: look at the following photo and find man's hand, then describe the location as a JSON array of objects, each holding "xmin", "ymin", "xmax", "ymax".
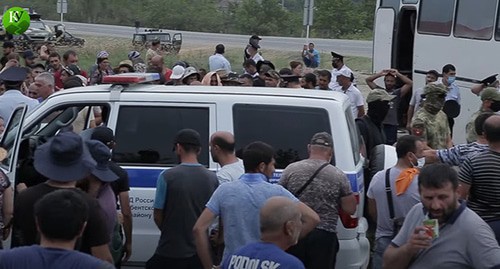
[
  {"xmin": 122, "ymin": 240, "xmax": 132, "ymax": 262},
  {"xmin": 407, "ymin": 226, "xmax": 432, "ymax": 254}
]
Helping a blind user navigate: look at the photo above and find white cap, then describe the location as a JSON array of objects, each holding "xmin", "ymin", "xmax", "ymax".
[
  {"xmin": 170, "ymin": 65, "xmax": 185, "ymax": 80},
  {"xmin": 332, "ymin": 68, "xmax": 352, "ymax": 78}
]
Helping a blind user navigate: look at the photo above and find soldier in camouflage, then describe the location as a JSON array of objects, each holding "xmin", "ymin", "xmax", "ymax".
[
  {"xmin": 411, "ymin": 84, "xmax": 452, "ymax": 149},
  {"xmin": 466, "ymin": 88, "xmax": 500, "ymax": 143}
]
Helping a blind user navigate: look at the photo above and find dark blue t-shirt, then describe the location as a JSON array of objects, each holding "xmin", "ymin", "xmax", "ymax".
[
  {"xmin": 0, "ymin": 245, "xmax": 114, "ymax": 269},
  {"xmin": 221, "ymin": 242, "xmax": 305, "ymax": 269}
]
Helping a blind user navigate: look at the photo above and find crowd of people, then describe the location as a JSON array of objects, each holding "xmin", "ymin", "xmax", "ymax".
[{"xmin": 0, "ymin": 34, "xmax": 500, "ymax": 269}]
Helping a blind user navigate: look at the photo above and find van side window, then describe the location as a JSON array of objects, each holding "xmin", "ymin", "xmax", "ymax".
[
  {"xmin": 113, "ymin": 106, "xmax": 209, "ymax": 166},
  {"xmin": 233, "ymin": 104, "xmax": 331, "ymax": 169}
]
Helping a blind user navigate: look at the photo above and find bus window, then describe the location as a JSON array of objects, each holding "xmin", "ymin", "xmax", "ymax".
[
  {"xmin": 454, "ymin": 0, "xmax": 495, "ymax": 40},
  {"xmin": 418, "ymin": 0, "xmax": 455, "ymax": 35}
]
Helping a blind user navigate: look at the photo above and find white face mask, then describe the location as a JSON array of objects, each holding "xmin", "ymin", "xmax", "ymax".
[
  {"xmin": 411, "ymin": 153, "xmax": 425, "ymax": 168},
  {"xmin": 416, "ymin": 157, "xmax": 425, "ymax": 168}
]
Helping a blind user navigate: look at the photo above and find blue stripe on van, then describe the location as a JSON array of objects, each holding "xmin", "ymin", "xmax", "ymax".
[
  {"xmin": 127, "ymin": 168, "xmax": 163, "ymax": 188},
  {"xmin": 126, "ymin": 167, "xmax": 364, "ymax": 192}
]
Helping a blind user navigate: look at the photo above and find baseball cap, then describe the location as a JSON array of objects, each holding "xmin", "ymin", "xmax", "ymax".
[
  {"xmin": 264, "ymin": 70, "xmax": 281, "ymax": 80},
  {"xmin": 423, "ymin": 83, "xmax": 447, "ymax": 96},
  {"xmin": 366, "ymin": 89, "xmax": 396, "ymax": 103},
  {"xmin": 96, "ymin": 50, "xmax": 109, "ymax": 59},
  {"xmin": 23, "ymin": 50, "xmax": 36, "ymax": 60},
  {"xmin": 310, "ymin": 132, "xmax": 333, "ymax": 148},
  {"xmin": 128, "ymin": 50, "xmax": 141, "ymax": 60},
  {"xmin": 250, "ymin": 35, "xmax": 262, "ymax": 40},
  {"xmin": 90, "ymin": 126, "xmax": 115, "ymax": 144},
  {"xmin": 481, "ymin": 87, "xmax": 500, "ymax": 101},
  {"xmin": 170, "ymin": 65, "xmax": 185, "ymax": 80},
  {"xmin": 174, "ymin": 129, "xmax": 201, "ymax": 147},
  {"xmin": 332, "ymin": 68, "xmax": 352, "ymax": 78}
]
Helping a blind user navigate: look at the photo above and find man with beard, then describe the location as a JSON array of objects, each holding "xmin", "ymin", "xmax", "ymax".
[
  {"xmin": 384, "ymin": 163, "xmax": 500, "ymax": 269},
  {"xmin": 411, "ymin": 84, "xmax": 452, "ymax": 150},
  {"xmin": 149, "ymin": 129, "xmax": 219, "ymax": 269},
  {"xmin": 465, "ymin": 88, "xmax": 500, "ymax": 143},
  {"xmin": 366, "ymin": 69, "xmax": 413, "ymax": 145}
]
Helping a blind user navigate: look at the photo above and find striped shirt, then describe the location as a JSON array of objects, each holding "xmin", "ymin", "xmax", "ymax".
[
  {"xmin": 459, "ymin": 150, "xmax": 500, "ymax": 222},
  {"xmin": 437, "ymin": 142, "xmax": 489, "ymax": 166}
]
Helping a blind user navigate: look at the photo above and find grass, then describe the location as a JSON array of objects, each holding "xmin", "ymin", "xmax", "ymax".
[{"xmin": 54, "ymin": 35, "xmax": 372, "ymax": 74}]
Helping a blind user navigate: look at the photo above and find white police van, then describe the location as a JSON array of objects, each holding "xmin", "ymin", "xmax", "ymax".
[{"xmin": 1, "ymin": 73, "xmax": 375, "ymax": 268}]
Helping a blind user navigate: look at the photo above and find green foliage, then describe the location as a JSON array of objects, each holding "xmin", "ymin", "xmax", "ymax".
[{"xmin": 1, "ymin": 0, "xmax": 375, "ymax": 40}]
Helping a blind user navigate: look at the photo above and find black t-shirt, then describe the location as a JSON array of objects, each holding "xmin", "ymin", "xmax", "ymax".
[
  {"xmin": 13, "ymin": 183, "xmax": 110, "ymax": 253},
  {"xmin": 109, "ymin": 162, "xmax": 129, "ymax": 197}
]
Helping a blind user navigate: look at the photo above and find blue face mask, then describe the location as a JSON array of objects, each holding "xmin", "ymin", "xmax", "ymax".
[{"xmin": 447, "ymin": 76, "xmax": 456, "ymax": 84}]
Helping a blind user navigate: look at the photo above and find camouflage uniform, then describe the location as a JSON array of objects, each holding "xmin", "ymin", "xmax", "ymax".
[
  {"xmin": 411, "ymin": 84, "xmax": 450, "ymax": 149},
  {"xmin": 466, "ymin": 108, "xmax": 483, "ymax": 143},
  {"xmin": 466, "ymin": 88, "xmax": 500, "ymax": 143}
]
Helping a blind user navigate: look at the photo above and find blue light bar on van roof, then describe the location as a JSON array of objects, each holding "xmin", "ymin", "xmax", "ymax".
[{"xmin": 102, "ymin": 73, "xmax": 160, "ymax": 84}]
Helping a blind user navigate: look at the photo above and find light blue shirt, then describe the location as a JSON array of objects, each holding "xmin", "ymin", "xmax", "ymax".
[
  {"xmin": 209, "ymin": 53, "xmax": 232, "ymax": 73},
  {"xmin": 446, "ymin": 82, "xmax": 461, "ymax": 104},
  {"xmin": 0, "ymin": 90, "xmax": 39, "ymax": 124},
  {"xmin": 206, "ymin": 173, "xmax": 298, "ymax": 262}
]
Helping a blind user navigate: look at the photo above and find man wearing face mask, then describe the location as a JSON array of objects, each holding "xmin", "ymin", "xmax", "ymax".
[
  {"xmin": 411, "ymin": 84, "xmax": 452, "ymax": 150},
  {"xmin": 193, "ymin": 142, "xmax": 319, "ymax": 269},
  {"xmin": 367, "ymin": 135, "xmax": 424, "ymax": 269},
  {"xmin": 465, "ymin": 88, "xmax": 500, "ymax": 143},
  {"xmin": 328, "ymin": 51, "xmax": 354, "ymax": 91},
  {"xmin": 280, "ymin": 132, "xmax": 356, "ymax": 269},
  {"xmin": 357, "ymin": 89, "xmax": 396, "ymax": 162},
  {"xmin": 434, "ymin": 64, "xmax": 461, "ymax": 137}
]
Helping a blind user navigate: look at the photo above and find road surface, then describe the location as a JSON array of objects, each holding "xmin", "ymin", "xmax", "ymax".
[{"xmin": 46, "ymin": 20, "xmax": 372, "ymax": 58}]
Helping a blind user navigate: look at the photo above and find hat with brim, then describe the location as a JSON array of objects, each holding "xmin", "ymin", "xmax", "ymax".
[
  {"xmin": 366, "ymin": 89, "xmax": 397, "ymax": 103},
  {"xmin": 256, "ymin": 60, "xmax": 275, "ymax": 73},
  {"xmin": 86, "ymin": 140, "xmax": 118, "ymax": 182},
  {"xmin": 182, "ymin": 67, "xmax": 200, "ymax": 81},
  {"xmin": 0, "ymin": 66, "xmax": 28, "ymax": 82},
  {"xmin": 221, "ymin": 72, "xmax": 243, "ymax": 84},
  {"xmin": 34, "ymin": 132, "xmax": 96, "ymax": 182}
]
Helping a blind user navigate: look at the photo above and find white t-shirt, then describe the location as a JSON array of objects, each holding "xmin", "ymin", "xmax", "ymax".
[
  {"xmin": 409, "ymin": 87, "xmax": 424, "ymax": 115},
  {"xmin": 333, "ymin": 83, "xmax": 364, "ymax": 118},
  {"xmin": 329, "ymin": 64, "xmax": 354, "ymax": 91},
  {"xmin": 217, "ymin": 159, "xmax": 244, "ymax": 184}
]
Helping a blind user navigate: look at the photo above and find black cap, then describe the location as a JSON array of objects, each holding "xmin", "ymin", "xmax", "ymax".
[
  {"xmin": 256, "ymin": 60, "xmax": 275, "ymax": 73},
  {"xmin": 90, "ymin": 126, "xmax": 115, "ymax": 144},
  {"xmin": 30, "ymin": 63, "xmax": 46, "ymax": 70},
  {"xmin": 250, "ymin": 40, "xmax": 260, "ymax": 49},
  {"xmin": 481, "ymin": 74, "xmax": 498, "ymax": 86},
  {"xmin": 250, "ymin": 35, "xmax": 262, "ymax": 40},
  {"xmin": 23, "ymin": 50, "xmax": 36, "ymax": 60},
  {"xmin": 281, "ymin": 74, "xmax": 301, "ymax": 83},
  {"xmin": 174, "ymin": 129, "xmax": 201, "ymax": 146},
  {"xmin": 2, "ymin": 41, "xmax": 14, "ymax": 48},
  {"xmin": 0, "ymin": 66, "xmax": 28, "ymax": 82},
  {"xmin": 331, "ymin": 51, "xmax": 344, "ymax": 60}
]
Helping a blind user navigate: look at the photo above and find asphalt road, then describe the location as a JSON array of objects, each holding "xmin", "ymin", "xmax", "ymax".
[{"xmin": 46, "ymin": 20, "xmax": 373, "ymax": 58}]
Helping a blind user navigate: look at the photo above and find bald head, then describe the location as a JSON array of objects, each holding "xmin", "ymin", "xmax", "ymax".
[
  {"xmin": 210, "ymin": 131, "xmax": 235, "ymax": 152},
  {"xmin": 260, "ymin": 196, "xmax": 300, "ymax": 234},
  {"xmin": 484, "ymin": 115, "xmax": 500, "ymax": 143},
  {"xmin": 151, "ymin": 55, "xmax": 164, "ymax": 69}
]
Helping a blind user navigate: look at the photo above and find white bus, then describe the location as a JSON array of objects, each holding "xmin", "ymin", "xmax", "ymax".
[{"xmin": 372, "ymin": 0, "xmax": 499, "ymax": 144}]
